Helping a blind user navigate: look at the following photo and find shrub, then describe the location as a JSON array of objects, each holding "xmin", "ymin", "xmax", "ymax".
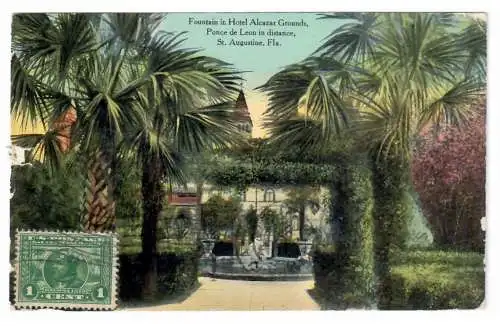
[
  {"xmin": 10, "ymin": 163, "xmax": 83, "ymax": 233},
  {"xmin": 118, "ymin": 249, "xmax": 200, "ymax": 301},
  {"xmin": 382, "ymin": 250, "xmax": 484, "ymax": 309},
  {"xmin": 340, "ymin": 163, "xmax": 376, "ymax": 305},
  {"xmin": 201, "ymin": 194, "xmax": 241, "ymax": 239},
  {"xmin": 312, "ymin": 244, "xmax": 338, "ymax": 302},
  {"xmin": 412, "ymin": 109, "xmax": 486, "ymax": 252}
]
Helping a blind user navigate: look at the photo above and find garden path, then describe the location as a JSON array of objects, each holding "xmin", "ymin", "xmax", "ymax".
[{"xmin": 124, "ymin": 277, "xmax": 320, "ymax": 311}]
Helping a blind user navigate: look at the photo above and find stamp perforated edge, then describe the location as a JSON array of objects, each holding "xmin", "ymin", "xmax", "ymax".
[{"xmin": 13, "ymin": 229, "xmax": 119, "ymax": 311}]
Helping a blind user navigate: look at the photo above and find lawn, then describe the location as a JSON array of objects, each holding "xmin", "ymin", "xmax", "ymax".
[{"xmin": 388, "ymin": 250, "xmax": 485, "ymax": 309}]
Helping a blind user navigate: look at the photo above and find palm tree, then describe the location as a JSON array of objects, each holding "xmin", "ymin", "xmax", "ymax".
[
  {"xmin": 11, "ymin": 13, "xmax": 167, "ymax": 232},
  {"xmin": 119, "ymin": 33, "xmax": 244, "ymax": 298},
  {"xmin": 258, "ymin": 13, "xmax": 486, "ymax": 306},
  {"xmin": 12, "ymin": 13, "xmax": 245, "ymax": 298}
]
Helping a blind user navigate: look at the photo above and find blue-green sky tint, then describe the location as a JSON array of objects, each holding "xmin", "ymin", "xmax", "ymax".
[{"xmin": 161, "ymin": 13, "xmax": 341, "ymax": 136}]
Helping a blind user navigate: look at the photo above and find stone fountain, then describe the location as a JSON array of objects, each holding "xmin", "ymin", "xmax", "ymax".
[{"xmin": 199, "ymin": 237, "xmax": 313, "ymax": 281}]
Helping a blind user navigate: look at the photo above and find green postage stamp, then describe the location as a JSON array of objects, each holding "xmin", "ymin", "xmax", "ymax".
[{"xmin": 14, "ymin": 230, "xmax": 118, "ymax": 310}]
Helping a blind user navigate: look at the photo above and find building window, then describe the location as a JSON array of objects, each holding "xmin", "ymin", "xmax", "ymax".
[{"xmin": 263, "ymin": 189, "xmax": 275, "ymax": 202}]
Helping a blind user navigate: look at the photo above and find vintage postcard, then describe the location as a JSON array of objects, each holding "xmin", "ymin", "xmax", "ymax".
[{"xmin": 9, "ymin": 12, "xmax": 486, "ymax": 311}]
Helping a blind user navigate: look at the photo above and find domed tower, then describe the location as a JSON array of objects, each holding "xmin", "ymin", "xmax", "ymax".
[{"xmin": 234, "ymin": 89, "xmax": 253, "ymax": 137}]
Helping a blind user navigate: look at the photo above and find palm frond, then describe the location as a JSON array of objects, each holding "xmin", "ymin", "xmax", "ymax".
[
  {"xmin": 11, "ymin": 131, "xmax": 65, "ymax": 173},
  {"xmin": 13, "ymin": 13, "xmax": 97, "ymax": 85},
  {"xmin": 264, "ymin": 118, "xmax": 326, "ymax": 155},
  {"xmin": 104, "ymin": 13, "xmax": 165, "ymax": 48},
  {"xmin": 314, "ymin": 13, "xmax": 379, "ymax": 64},
  {"xmin": 10, "ymin": 54, "xmax": 48, "ymax": 129},
  {"xmin": 258, "ymin": 64, "xmax": 314, "ymax": 120},
  {"xmin": 420, "ymin": 79, "xmax": 485, "ymax": 131},
  {"xmin": 123, "ymin": 123, "xmax": 186, "ymax": 186},
  {"xmin": 457, "ymin": 18, "xmax": 487, "ymax": 81},
  {"xmin": 174, "ymin": 102, "xmax": 245, "ymax": 153}
]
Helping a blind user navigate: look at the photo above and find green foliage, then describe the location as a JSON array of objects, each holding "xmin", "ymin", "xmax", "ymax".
[
  {"xmin": 371, "ymin": 153, "xmax": 412, "ymax": 308},
  {"xmin": 10, "ymin": 155, "xmax": 146, "ymax": 243},
  {"xmin": 201, "ymin": 194, "xmax": 241, "ymax": 239},
  {"xmin": 119, "ymin": 237, "xmax": 197, "ymax": 255},
  {"xmin": 118, "ymin": 249, "xmax": 201, "ymax": 301},
  {"xmin": 384, "ymin": 250, "xmax": 484, "ymax": 309},
  {"xmin": 204, "ymin": 141, "xmax": 376, "ymax": 306},
  {"xmin": 340, "ymin": 163, "xmax": 376, "ymax": 305},
  {"xmin": 312, "ymin": 160, "xmax": 376, "ymax": 308},
  {"xmin": 260, "ymin": 207, "xmax": 290, "ymax": 240},
  {"xmin": 204, "ymin": 159, "xmax": 341, "ymax": 187},
  {"xmin": 244, "ymin": 207, "xmax": 258, "ymax": 242},
  {"xmin": 10, "ymin": 163, "xmax": 84, "ymax": 235},
  {"xmin": 167, "ymin": 208, "xmax": 194, "ymax": 241},
  {"xmin": 114, "ymin": 159, "xmax": 143, "ymax": 223},
  {"xmin": 283, "ymin": 186, "xmax": 320, "ymax": 240},
  {"xmin": 314, "ymin": 248, "xmax": 484, "ymax": 310}
]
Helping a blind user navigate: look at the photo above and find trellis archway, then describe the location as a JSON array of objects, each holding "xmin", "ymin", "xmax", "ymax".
[{"xmin": 201, "ymin": 148, "xmax": 376, "ymax": 307}]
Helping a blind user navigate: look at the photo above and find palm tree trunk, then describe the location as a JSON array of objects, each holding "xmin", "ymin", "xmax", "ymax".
[
  {"xmin": 81, "ymin": 150, "xmax": 116, "ymax": 232},
  {"xmin": 195, "ymin": 182, "xmax": 203, "ymax": 241},
  {"xmin": 54, "ymin": 107, "xmax": 115, "ymax": 233},
  {"xmin": 299, "ymin": 204, "xmax": 306, "ymax": 240},
  {"xmin": 141, "ymin": 156, "xmax": 164, "ymax": 300}
]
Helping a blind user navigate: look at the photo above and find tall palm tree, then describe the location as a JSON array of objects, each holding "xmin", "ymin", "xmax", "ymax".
[
  {"xmin": 258, "ymin": 13, "xmax": 486, "ymax": 306},
  {"xmin": 12, "ymin": 13, "xmax": 245, "ymax": 298},
  {"xmin": 11, "ymin": 13, "xmax": 167, "ymax": 232},
  {"xmin": 119, "ymin": 32, "xmax": 244, "ymax": 298}
]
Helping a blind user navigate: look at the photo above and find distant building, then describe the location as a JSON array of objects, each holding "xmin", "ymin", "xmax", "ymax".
[
  {"xmin": 234, "ymin": 89, "xmax": 253, "ymax": 136},
  {"xmin": 9, "ymin": 145, "xmax": 29, "ymax": 165},
  {"xmin": 166, "ymin": 89, "xmax": 328, "ymax": 241}
]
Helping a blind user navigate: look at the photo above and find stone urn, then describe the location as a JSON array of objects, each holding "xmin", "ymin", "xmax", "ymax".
[
  {"xmin": 297, "ymin": 240, "xmax": 313, "ymax": 258},
  {"xmin": 201, "ymin": 239, "xmax": 216, "ymax": 257}
]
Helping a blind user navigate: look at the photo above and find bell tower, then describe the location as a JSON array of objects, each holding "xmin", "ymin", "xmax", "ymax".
[{"xmin": 234, "ymin": 88, "xmax": 253, "ymax": 137}]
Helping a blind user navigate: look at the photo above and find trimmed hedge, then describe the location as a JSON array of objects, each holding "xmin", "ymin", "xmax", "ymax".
[
  {"xmin": 371, "ymin": 154, "xmax": 411, "ymax": 308},
  {"xmin": 312, "ymin": 249, "xmax": 484, "ymax": 310},
  {"xmin": 10, "ymin": 248, "xmax": 200, "ymax": 304},
  {"xmin": 311, "ymin": 161, "xmax": 375, "ymax": 308},
  {"xmin": 386, "ymin": 250, "xmax": 485, "ymax": 309},
  {"xmin": 119, "ymin": 250, "xmax": 200, "ymax": 301}
]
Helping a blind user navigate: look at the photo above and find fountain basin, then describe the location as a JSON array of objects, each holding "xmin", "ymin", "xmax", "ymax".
[{"xmin": 199, "ymin": 255, "xmax": 313, "ymax": 281}]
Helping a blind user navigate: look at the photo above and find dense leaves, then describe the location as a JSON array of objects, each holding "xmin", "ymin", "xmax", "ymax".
[
  {"xmin": 412, "ymin": 106, "xmax": 486, "ymax": 251},
  {"xmin": 10, "ymin": 163, "xmax": 83, "ymax": 235},
  {"xmin": 201, "ymin": 194, "xmax": 241, "ymax": 239},
  {"xmin": 261, "ymin": 13, "xmax": 485, "ymax": 309},
  {"xmin": 387, "ymin": 250, "xmax": 484, "ymax": 309},
  {"xmin": 119, "ymin": 250, "xmax": 200, "ymax": 301},
  {"xmin": 260, "ymin": 13, "xmax": 485, "ymax": 161},
  {"xmin": 314, "ymin": 249, "xmax": 484, "ymax": 310}
]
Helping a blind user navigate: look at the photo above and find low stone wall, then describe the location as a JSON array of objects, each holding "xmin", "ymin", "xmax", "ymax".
[{"xmin": 199, "ymin": 255, "xmax": 313, "ymax": 280}]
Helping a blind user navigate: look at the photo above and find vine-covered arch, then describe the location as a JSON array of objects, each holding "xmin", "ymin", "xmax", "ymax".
[{"xmin": 201, "ymin": 146, "xmax": 376, "ymax": 306}]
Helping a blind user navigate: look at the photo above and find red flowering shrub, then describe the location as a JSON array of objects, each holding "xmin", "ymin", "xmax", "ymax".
[{"xmin": 412, "ymin": 108, "xmax": 486, "ymax": 251}]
